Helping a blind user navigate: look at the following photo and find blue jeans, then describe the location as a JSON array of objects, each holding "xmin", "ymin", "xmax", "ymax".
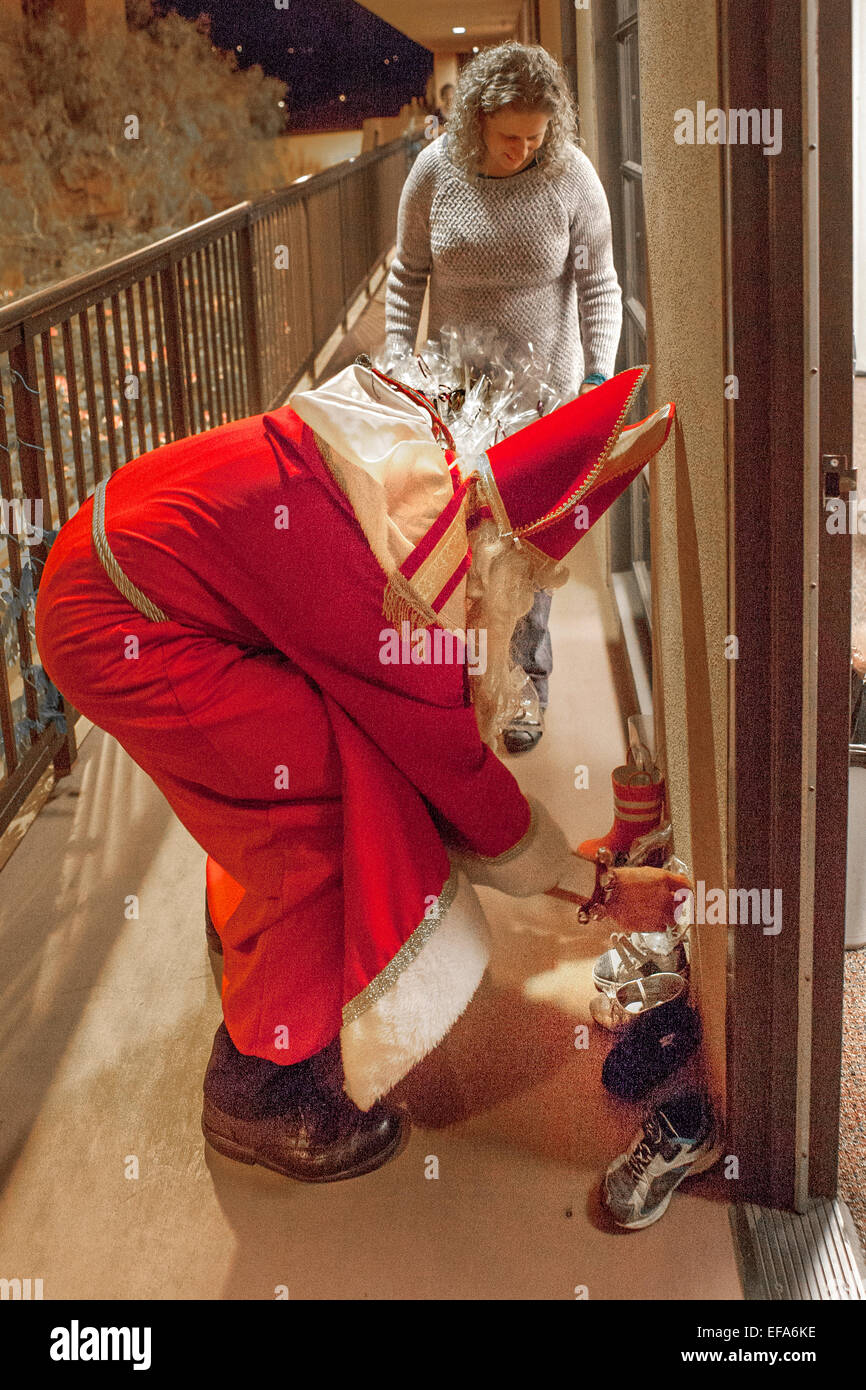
[{"xmin": 510, "ymin": 590, "xmax": 553, "ymax": 710}]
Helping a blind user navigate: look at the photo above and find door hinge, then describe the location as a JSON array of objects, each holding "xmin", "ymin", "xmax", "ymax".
[{"xmin": 823, "ymin": 454, "xmax": 857, "ymax": 497}]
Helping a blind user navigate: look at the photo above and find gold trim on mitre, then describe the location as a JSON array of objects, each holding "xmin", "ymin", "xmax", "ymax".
[{"xmin": 514, "ymin": 365, "xmax": 649, "ymax": 538}]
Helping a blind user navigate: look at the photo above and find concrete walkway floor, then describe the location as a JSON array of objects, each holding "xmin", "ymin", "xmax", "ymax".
[{"xmin": 0, "ymin": 521, "xmax": 743, "ymax": 1300}]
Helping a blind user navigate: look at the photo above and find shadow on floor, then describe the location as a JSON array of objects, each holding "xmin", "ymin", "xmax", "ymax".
[{"xmin": 0, "ymin": 729, "xmax": 179, "ymax": 1199}]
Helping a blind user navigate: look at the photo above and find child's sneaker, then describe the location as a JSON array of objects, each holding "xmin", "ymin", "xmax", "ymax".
[{"xmin": 602, "ymin": 1090, "xmax": 722, "ymax": 1229}]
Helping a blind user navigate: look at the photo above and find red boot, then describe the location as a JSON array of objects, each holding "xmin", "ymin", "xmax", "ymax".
[{"xmin": 577, "ymin": 763, "xmax": 665, "ymax": 864}]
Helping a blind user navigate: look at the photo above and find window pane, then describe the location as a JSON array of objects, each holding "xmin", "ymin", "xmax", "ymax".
[
  {"xmin": 623, "ymin": 175, "xmax": 647, "ymax": 310},
  {"xmin": 617, "ymin": 28, "xmax": 642, "ymax": 165},
  {"xmin": 632, "ymin": 472, "xmax": 651, "ymax": 566},
  {"xmin": 624, "ymin": 312, "xmax": 649, "ymax": 419},
  {"xmin": 631, "ymin": 470, "xmax": 652, "ymax": 620}
]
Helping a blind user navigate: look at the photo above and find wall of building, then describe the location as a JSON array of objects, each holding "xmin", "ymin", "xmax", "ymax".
[
  {"xmin": 536, "ymin": 0, "xmax": 564, "ymax": 62},
  {"xmin": 636, "ymin": 0, "xmax": 729, "ymax": 1107},
  {"xmin": 361, "ymin": 105, "xmax": 427, "ymax": 152},
  {"xmin": 854, "ymin": 0, "xmax": 866, "ymax": 373},
  {"xmin": 267, "ymin": 130, "xmax": 364, "ymax": 182},
  {"xmin": 573, "ymin": 11, "xmax": 607, "ymax": 583},
  {"xmin": 433, "ymin": 52, "xmax": 459, "ymax": 104},
  {"xmin": 518, "ymin": 0, "xmax": 540, "ymax": 44},
  {"xmin": 569, "ymin": 0, "xmax": 730, "ymax": 1109},
  {"xmin": 574, "ymin": 7, "xmax": 600, "ymax": 168}
]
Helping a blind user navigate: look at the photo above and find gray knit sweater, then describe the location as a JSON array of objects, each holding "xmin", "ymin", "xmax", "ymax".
[{"xmin": 385, "ymin": 134, "xmax": 623, "ymax": 400}]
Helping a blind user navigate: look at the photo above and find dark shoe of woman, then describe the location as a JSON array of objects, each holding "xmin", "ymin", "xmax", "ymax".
[
  {"xmin": 201, "ymin": 1023, "xmax": 408, "ymax": 1183},
  {"xmin": 502, "ymin": 709, "xmax": 545, "ymax": 754}
]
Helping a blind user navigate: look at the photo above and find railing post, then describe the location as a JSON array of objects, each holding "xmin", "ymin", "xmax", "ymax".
[
  {"xmin": 51, "ymin": 708, "xmax": 78, "ymax": 779},
  {"xmin": 8, "ymin": 332, "xmax": 78, "ymax": 778},
  {"xmin": 9, "ymin": 334, "xmax": 50, "ymax": 517},
  {"xmin": 158, "ymin": 262, "xmax": 189, "ymax": 442},
  {"xmin": 236, "ymin": 210, "xmax": 265, "ymax": 414},
  {"xmin": 301, "ymin": 197, "xmax": 316, "ymax": 368},
  {"xmin": 337, "ymin": 178, "xmax": 349, "ymax": 332}
]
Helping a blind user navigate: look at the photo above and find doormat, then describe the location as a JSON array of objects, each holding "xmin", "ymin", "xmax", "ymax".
[{"xmin": 731, "ymin": 1199, "xmax": 864, "ymax": 1298}]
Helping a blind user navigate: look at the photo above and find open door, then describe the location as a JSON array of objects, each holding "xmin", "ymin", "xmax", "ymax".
[{"xmin": 724, "ymin": 0, "xmax": 853, "ymax": 1219}]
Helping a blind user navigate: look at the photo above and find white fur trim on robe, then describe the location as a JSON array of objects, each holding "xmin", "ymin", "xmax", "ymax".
[{"xmin": 340, "ymin": 868, "xmax": 490, "ymax": 1111}]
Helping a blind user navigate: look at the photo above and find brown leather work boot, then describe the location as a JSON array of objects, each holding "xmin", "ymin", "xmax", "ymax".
[{"xmin": 201, "ymin": 1024, "xmax": 407, "ymax": 1183}]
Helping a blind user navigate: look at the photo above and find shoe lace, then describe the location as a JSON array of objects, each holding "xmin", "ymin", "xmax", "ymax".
[{"xmin": 626, "ymin": 1115, "xmax": 663, "ymax": 1181}]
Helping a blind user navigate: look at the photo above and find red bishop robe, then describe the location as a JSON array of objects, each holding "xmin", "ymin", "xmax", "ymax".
[{"xmin": 35, "ymin": 404, "xmax": 573, "ymax": 1109}]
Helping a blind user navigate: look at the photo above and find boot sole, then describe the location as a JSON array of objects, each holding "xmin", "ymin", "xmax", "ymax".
[
  {"xmin": 201, "ymin": 1112, "xmax": 410, "ymax": 1184},
  {"xmin": 502, "ymin": 732, "xmax": 543, "ymax": 755}
]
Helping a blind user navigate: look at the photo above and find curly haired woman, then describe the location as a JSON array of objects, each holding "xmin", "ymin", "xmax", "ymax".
[{"xmin": 385, "ymin": 41, "xmax": 623, "ymax": 753}]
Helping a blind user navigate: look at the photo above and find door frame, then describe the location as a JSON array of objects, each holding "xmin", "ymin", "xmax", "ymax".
[
  {"xmin": 722, "ymin": 0, "xmax": 852, "ymax": 1208},
  {"xmin": 810, "ymin": 0, "xmax": 853, "ymax": 1201}
]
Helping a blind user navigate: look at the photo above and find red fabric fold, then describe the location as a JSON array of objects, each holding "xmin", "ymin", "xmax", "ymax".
[{"xmin": 36, "ymin": 404, "xmax": 530, "ymax": 1060}]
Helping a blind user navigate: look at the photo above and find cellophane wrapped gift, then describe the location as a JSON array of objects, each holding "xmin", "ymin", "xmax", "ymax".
[{"xmin": 373, "ymin": 325, "xmax": 572, "ymax": 746}]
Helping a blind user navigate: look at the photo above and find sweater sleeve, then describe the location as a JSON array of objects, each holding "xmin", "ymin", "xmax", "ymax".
[
  {"xmin": 384, "ymin": 142, "xmax": 437, "ymax": 357},
  {"xmin": 569, "ymin": 152, "xmax": 623, "ymax": 381}
]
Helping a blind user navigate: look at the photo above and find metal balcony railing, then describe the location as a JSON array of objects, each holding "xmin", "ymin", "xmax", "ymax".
[{"xmin": 0, "ymin": 134, "xmax": 419, "ymax": 835}]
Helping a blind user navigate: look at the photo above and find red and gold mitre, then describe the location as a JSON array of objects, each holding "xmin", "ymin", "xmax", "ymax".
[{"xmin": 289, "ymin": 361, "xmax": 675, "ymax": 629}]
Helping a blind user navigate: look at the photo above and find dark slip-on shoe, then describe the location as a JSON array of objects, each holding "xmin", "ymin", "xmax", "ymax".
[{"xmin": 502, "ymin": 710, "xmax": 545, "ymax": 754}]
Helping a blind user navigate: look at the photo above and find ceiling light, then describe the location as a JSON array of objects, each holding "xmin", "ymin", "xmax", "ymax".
[{"xmin": 452, "ymin": 27, "xmax": 466, "ymax": 35}]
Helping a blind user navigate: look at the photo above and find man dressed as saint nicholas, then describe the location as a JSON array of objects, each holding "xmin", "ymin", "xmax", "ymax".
[{"xmin": 34, "ymin": 357, "xmax": 684, "ymax": 1182}]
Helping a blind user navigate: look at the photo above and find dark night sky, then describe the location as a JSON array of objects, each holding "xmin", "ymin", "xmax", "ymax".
[{"xmin": 155, "ymin": 0, "xmax": 433, "ymax": 130}]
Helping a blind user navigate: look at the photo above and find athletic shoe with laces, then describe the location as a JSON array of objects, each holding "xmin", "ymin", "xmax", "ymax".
[{"xmin": 602, "ymin": 1090, "xmax": 722, "ymax": 1229}]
